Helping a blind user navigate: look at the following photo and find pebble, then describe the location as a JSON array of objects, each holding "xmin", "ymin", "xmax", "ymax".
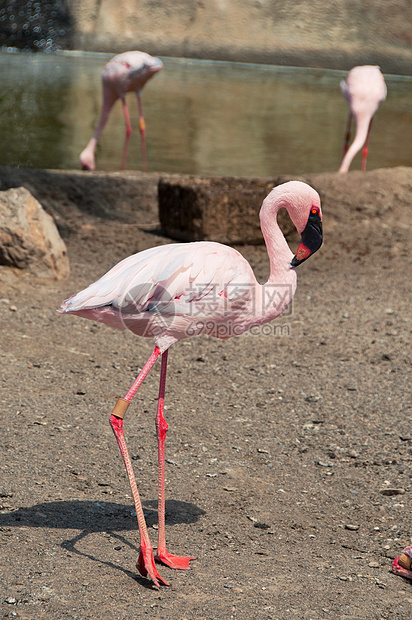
[
  {"xmin": 317, "ymin": 460, "xmax": 333, "ymax": 467},
  {"xmin": 253, "ymin": 522, "xmax": 270, "ymax": 530},
  {"xmin": 305, "ymin": 395, "xmax": 321, "ymax": 402},
  {"xmin": 380, "ymin": 488, "xmax": 405, "ymax": 496},
  {"xmin": 5, "ymin": 597, "xmax": 17, "ymax": 604},
  {"xmin": 368, "ymin": 561, "xmax": 380, "ymax": 568},
  {"xmin": 345, "ymin": 524, "xmax": 360, "ymax": 531},
  {"xmin": 303, "ymin": 423, "xmax": 316, "ymax": 431}
]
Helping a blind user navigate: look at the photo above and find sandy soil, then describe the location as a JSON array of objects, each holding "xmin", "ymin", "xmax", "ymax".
[{"xmin": 0, "ymin": 167, "xmax": 411, "ymax": 619}]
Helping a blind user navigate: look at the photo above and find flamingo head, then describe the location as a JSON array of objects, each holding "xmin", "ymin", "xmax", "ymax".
[
  {"xmin": 146, "ymin": 56, "xmax": 164, "ymax": 75},
  {"xmin": 291, "ymin": 204, "xmax": 323, "ymax": 267},
  {"xmin": 260, "ymin": 181, "xmax": 323, "ymax": 268}
]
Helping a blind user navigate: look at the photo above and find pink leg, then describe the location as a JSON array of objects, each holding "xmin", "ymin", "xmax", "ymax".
[
  {"xmin": 361, "ymin": 118, "xmax": 373, "ymax": 172},
  {"xmin": 343, "ymin": 112, "xmax": 352, "ymax": 155},
  {"xmin": 136, "ymin": 93, "xmax": 147, "ymax": 172},
  {"xmin": 120, "ymin": 96, "xmax": 132, "ymax": 171},
  {"xmin": 154, "ymin": 351, "xmax": 195, "ymax": 570},
  {"xmin": 109, "ymin": 346, "xmax": 169, "ymax": 588}
]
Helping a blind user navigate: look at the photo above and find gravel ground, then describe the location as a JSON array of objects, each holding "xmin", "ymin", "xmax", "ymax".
[{"xmin": 0, "ymin": 168, "xmax": 411, "ymax": 619}]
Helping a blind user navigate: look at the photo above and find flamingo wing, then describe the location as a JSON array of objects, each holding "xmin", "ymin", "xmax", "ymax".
[
  {"xmin": 104, "ymin": 51, "xmax": 163, "ymax": 95},
  {"xmin": 343, "ymin": 66, "xmax": 387, "ymax": 116},
  {"xmin": 60, "ymin": 242, "xmax": 255, "ymax": 319}
]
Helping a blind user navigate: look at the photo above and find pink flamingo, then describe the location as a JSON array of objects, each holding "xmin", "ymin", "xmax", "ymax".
[
  {"xmin": 392, "ymin": 544, "xmax": 412, "ymax": 581},
  {"xmin": 59, "ymin": 181, "xmax": 323, "ymax": 588},
  {"xmin": 338, "ymin": 65, "xmax": 387, "ymax": 173},
  {"xmin": 80, "ymin": 51, "xmax": 163, "ymax": 172}
]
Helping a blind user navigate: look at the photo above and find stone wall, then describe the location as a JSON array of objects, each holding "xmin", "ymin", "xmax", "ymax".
[{"xmin": 1, "ymin": 1, "xmax": 412, "ymax": 74}]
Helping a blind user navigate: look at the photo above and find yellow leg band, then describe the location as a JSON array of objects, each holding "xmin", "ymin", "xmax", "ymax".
[{"xmin": 112, "ymin": 398, "xmax": 130, "ymax": 419}]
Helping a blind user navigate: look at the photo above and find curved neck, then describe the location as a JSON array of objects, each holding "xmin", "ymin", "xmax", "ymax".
[
  {"xmin": 339, "ymin": 114, "xmax": 371, "ymax": 173},
  {"xmin": 259, "ymin": 199, "xmax": 294, "ymax": 283}
]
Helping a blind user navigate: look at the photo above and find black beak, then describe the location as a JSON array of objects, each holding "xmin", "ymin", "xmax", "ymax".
[{"xmin": 291, "ymin": 210, "xmax": 323, "ymax": 267}]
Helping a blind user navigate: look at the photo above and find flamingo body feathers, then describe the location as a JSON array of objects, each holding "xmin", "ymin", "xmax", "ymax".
[
  {"xmin": 101, "ymin": 51, "xmax": 163, "ymax": 100},
  {"xmin": 60, "ymin": 182, "xmax": 322, "ymax": 352},
  {"xmin": 60, "ymin": 241, "xmax": 276, "ymax": 351}
]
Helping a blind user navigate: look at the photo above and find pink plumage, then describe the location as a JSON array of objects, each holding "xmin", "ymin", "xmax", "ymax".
[
  {"xmin": 339, "ymin": 65, "xmax": 387, "ymax": 173},
  {"xmin": 80, "ymin": 51, "xmax": 163, "ymax": 172},
  {"xmin": 392, "ymin": 544, "xmax": 412, "ymax": 581},
  {"xmin": 59, "ymin": 180, "xmax": 323, "ymax": 588}
]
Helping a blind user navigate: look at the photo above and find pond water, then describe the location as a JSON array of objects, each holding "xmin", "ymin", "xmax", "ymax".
[{"xmin": 0, "ymin": 49, "xmax": 411, "ymax": 176}]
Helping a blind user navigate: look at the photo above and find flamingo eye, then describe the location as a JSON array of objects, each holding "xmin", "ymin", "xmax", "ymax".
[{"xmin": 311, "ymin": 207, "xmax": 319, "ymax": 215}]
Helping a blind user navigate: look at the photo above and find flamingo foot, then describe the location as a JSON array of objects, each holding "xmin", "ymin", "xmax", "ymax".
[
  {"xmin": 137, "ymin": 547, "xmax": 170, "ymax": 587},
  {"xmin": 155, "ymin": 550, "xmax": 195, "ymax": 570},
  {"xmin": 392, "ymin": 553, "xmax": 412, "ymax": 581}
]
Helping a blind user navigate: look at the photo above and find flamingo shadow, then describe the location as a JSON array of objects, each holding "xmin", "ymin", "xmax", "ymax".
[{"xmin": 0, "ymin": 498, "xmax": 205, "ymax": 588}]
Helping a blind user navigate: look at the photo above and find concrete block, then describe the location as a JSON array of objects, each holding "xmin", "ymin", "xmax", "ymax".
[{"xmin": 158, "ymin": 175, "xmax": 296, "ymax": 245}]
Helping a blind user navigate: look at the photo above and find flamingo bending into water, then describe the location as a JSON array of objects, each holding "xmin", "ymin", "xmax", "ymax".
[
  {"xmin": 80, "ymin": 51, "xmax": 163, "ymax": 172},
  {"xmin": 59, "ymin": 181, "xmax": 323, "ymax": 587},
  {"xmin": 338, "ymin": 65, "xmax": 387, "ymax": 173}
]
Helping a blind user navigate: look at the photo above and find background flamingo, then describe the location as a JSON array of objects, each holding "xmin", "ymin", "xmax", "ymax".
[
  {"xmin": 338, "ymin": 65, "xmax": 387, "ymax": 173},
  {"xmin": 79, "ymin": 51, "xmax": 163, "ymax": 172},
  {"xmin": 392, "ymin": 544, "xmax": 412, "ymax": 580},
  {"xmin": 59, "ymin": 180, "xmax": 323, "ymax": 588}
]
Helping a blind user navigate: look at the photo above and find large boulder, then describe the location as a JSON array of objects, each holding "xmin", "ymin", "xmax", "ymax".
[{"xmin": 0, "ymin": 187, "xmax": 70, "ymax": 279}]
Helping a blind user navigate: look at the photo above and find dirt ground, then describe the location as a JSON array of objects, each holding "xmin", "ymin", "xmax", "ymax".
[{"xmin": 0, "ymin": 167, "xmax": 411, "ymax": 619}]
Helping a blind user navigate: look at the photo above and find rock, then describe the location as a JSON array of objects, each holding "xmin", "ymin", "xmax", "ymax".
[
  {"xmin": 0, "ymin": 187, "xmax": 69, "ymax": 279},
  {"xmin": 158, "ymin": 175, "xmax": 296, "ymax": 244},
  {"xmin": 305, "ymin": 395, "xmax": 321, "ymax": 402},
  {"xmin": 253, "ymin": 522, "xmax": 271, "ymax": 530},
  {"xmin": 344, "ymin": 524, "xmax": 360, "ymax": 531},
  {"xmin": 379, "ymin": 487, "xmax": 405, "ymax": 496},
  {"xmin": 316, "ymin": 460, "xmax": 333, "ymax": 468}
]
